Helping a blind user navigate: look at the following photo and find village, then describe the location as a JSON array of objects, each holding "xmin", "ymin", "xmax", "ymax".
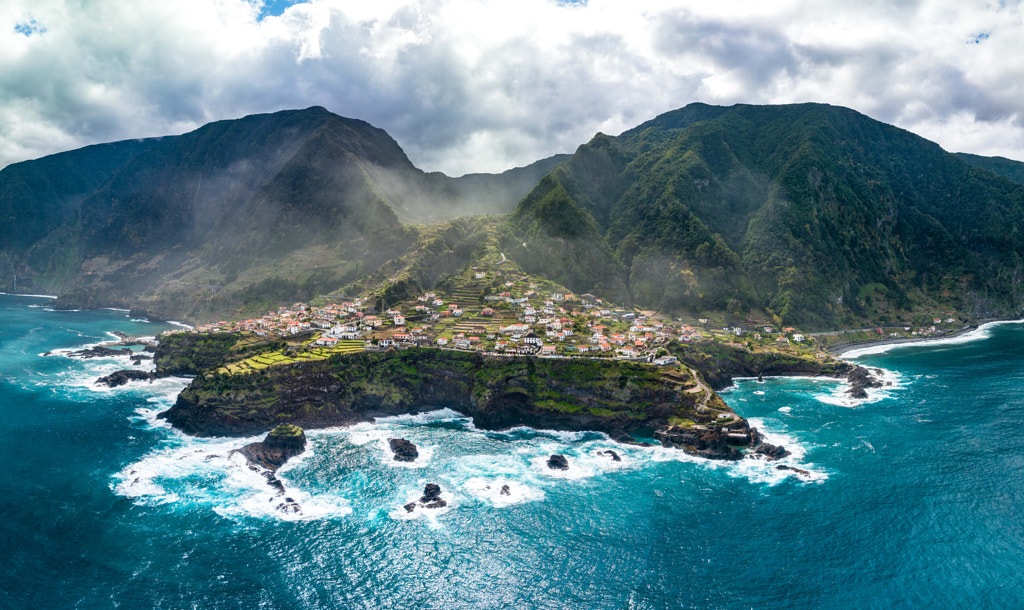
[{"xmin": 183, "ymin": 261, "xmax": 966, "ymax": 373}]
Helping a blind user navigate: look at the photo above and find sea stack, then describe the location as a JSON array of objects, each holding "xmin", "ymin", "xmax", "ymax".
[
  {"xmin": 547, "ymin": 454, "xmax": 570, "ymax": 470},
  {"xmin": 235, "ymin": 423, "xmax": 307, "ymax": 470},
  {"xmin": 404, "ymin": 483, "xmax": 448, "ymax": 512},
  {"xmin": 389, "ymin": 438, "xmax": 419, "ymax": 462}
]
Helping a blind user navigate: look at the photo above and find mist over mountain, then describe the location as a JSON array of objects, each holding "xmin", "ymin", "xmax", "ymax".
[
  {"xmin": 3, "ymin": 102, "xmax": 1024, "ymax": 328},
  {"xmin": 0, "ymin": 107, "xmax": 554, "ymax": 320},
  {"xmin": 505, "ymin": 103, "xmax": 1024, "ymax": 327}
]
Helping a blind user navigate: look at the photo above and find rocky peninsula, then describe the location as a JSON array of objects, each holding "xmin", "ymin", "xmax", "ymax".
[{"xmin": 93, "ymin": 331, "xmax": 884, "ymax": 464}]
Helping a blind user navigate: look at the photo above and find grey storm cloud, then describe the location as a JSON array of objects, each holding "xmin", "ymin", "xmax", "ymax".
[
  {"xmin": 1, "ymin": 0, "xmax": 1022, "ymax": 176},
  {"xmin": 653, "ymin": 14, "xmax": 802, "ymax": 90}
]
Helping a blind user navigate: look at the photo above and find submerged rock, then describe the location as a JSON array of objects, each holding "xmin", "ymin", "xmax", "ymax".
[
  {"xmin": 597, "ymin": 450, "xmax": 621, "ymax": 462},
  {"xmin": 776, "ymin": 464, "xmax": 811, "ymax": 477},
  {"xmin": 500, "ymin": 484, "xmax": 511, "ymax": 496},
  {"xmin": 276, "ymin": 498, "xmax": 301, "ymax": 514},
  {"xmin": 547, "ymin": 454, "xmax": 569, "ymax": 470},
  {"xmin": 388, "ymin": 438, "xmax": 419, "ymax": 462}
]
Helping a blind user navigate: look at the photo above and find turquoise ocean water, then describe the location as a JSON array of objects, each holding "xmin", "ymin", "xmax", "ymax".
[{"xmin": 2, "ymin": 292, "xmax": 1024, "ymax": 608}]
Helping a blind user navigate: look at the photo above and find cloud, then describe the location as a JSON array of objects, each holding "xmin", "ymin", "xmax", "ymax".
[{"xmin": 1, "ymin": 0, "xmax": 1023, "ymax": 175}]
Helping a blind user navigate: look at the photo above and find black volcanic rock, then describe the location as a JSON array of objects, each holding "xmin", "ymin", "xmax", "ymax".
[
  {"xmin": 777, "ymin": 464, "xmax": 811, "ymax": 477},
  {"xmin": 846, "ymin": 366, "xmax": 882, "ymax": 399},
  {"xmin": 68, "ymin": 346, "xmax": 135, "ymax": 359},
  {"xmin": 413, "ymin": 483, "xmax": 447, "ymax": 510},
  {"xmin": 597, "ymin": 449, "xmax": 621, "ymax": 462},
  {"xmin": 654, "ymin": 426, "xmax": 743, "ymax": 461},
  {"xmin": 95, "ymin": 369, "xmax": 157, "ymax": 387},
  {"xmin": 754, "ymin": 443, "xmax": 790, "ymax": 461},
  {"xmin": 421, "ymin": 483, "xmax": 442, "ymax": 502},
  {"xmin": 234, "ymin": 424, "xmax": 307, "ymax": 471},
  {"xmin": 388, "ymin": 438, "xmax": 419, "ymax": 462},
  {"xmin": 547, "ymin": 454, "xmax": 569, "ymax": 470}
]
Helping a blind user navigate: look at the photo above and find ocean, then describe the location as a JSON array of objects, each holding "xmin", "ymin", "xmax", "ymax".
[{"xmin": 2, "ymin": 292, "xmax": 1024, "ymax": 608}]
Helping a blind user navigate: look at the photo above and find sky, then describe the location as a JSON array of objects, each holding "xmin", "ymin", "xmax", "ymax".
[{"xmin": 1, "ymin": 0, "xmax": 1022, "ymax": 176}]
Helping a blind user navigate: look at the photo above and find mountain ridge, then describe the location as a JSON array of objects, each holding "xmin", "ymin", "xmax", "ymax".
[
  {"xmin": 505, "ymin": 102, "xmax": 1024, "ymax": 327},
  {"xmin": 0, "ymin": 106, "xmax": 562, "ymax": 321},
  {"xmin": 4, "ymin": 102, "xmax": 1024, "ymax": 329}
]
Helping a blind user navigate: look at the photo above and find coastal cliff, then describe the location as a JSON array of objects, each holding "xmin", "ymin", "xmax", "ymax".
[
  {"xmin": 159, "ymin": 348, "xmax": 734, "ymax": 441},
  {"xmin": 139, "ymin": 332, "xmax": 886, "ymax": 462},
  {"xmin": 668, "ymin": 341, "xmax": 856, "ymax": 390}
]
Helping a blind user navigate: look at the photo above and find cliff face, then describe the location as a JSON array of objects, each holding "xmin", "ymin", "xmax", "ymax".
[
  {"xmin": 158, "ymin": 348, "xmax": 731, "ymax": 438},
  {"xmin": 668, "ymin": 341, "xmax": 855, "ymax": 390}
]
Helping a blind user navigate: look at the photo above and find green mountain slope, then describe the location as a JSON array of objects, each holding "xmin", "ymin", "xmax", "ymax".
[
  {"xmin": 507, "ymin": 103, "xmax": 1024, "ymax": 327},
  {"xmin": 451, "ymin": 154, "xmax": 572, "ymax": 215},
  {"xmin": 0, "ymin": 138, "xmax": 158, "ymax": 280},
  {"xmin": 955, "ymin": 152, "xmax": 1024, "ymax": 185},
  {"xmin": 0, "ymin": 108, "xmax": 561, "ymax": 321},
  {"xmin": 7, "ymin": 102, "xmax": 1024, "ymax": 329}
]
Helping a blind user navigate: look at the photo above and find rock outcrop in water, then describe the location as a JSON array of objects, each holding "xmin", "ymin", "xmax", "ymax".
[
  {"xmin": 388, "ymin": 438, "xmax": 419, "ymax": 462},
  {"xmin": 96, "ymin": 369, "xmax": 157, "ymax": 387},
  {"xmin": 654, "ymin": 419, "xmax": 783, "ymax": 461},
  {"xmin": 67, "ymin": 345, "xmax": 136, "ymax": 359},
  {"xmin": 404, "ymin": 483, "xmax": 448, "ymax": 512},
  {"xmin": 845, "ymin": 366, "xmax": 886, "ymax": 399},
  {"xmin": 228, "ymin": 424, "xmax": 308, "ymax": 515},
  {"xmin": 654, "ymin": 426, "xmax": 744, "ymax": 460},
  {"xmin": 547, "ymin": 454, "xmax": 569, "ymax": 470},
  {"xmin": 754, "ymin": 443, "xmax": 790, "ymax": 461},
  {"xmin": 234, "ymin": 423, "xmax": 307, "ymax": 471}
]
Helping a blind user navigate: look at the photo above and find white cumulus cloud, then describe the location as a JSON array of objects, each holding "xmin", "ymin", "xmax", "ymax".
[{"xmin": 1, "ymin": 0, "xmax": 1023, "ymax": 175}]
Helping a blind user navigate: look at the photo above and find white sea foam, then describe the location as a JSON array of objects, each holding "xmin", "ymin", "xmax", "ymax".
[
  {"xmin": 116, "ymin": 403, "xmax": 828, "ymax": 522},
  {"xmin": 494, "ymin": 425, "xmax": 604, "ymax": 444},
  {"xmin": 0, "ymin": 292, "xmax": 57, "ymax": 298},
  {"xmin": 166, "ymin": 320, "xmax": 193, "ymax": 329},
  {"xmin": 841, "ymin": 319, "xmax": 1024, "ymax": 359},
  {"xmin": 374, "ymin": 408, "xmax": 467, "ymax": 425},
  {"xmin": 390, "ymin": 483, "xmax": 455, "ymax": 522},
  {"xmin": 113, "ymin": 431, "xmax": 351, "ymax": 522},
  {"xmin": 463, "ymin": 477, "xmax": 545, "ymax": 507},
  {"xmin": 814, "ymin": 366, "xmax": 905, "ymax": 408}
]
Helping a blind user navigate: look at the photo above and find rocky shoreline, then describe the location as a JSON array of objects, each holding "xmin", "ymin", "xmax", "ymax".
[
  {"xmin": 82, "ymin": 331, "xmax": 889, "ymax": 469},
  {"xmin": 45, "ymin": 330, "xmax": 160, "ymax": 380},
  {"xmin": 231, "ymin": 424, "xmax": 308, "ymax": 515}
]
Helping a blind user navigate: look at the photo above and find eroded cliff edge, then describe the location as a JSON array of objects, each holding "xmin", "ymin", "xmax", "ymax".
[
  {"xmin": 147, "ymin": 334, "xmax": 879, "ymax": 461},
  {"xmin": 159, "ymin": 348, "xmax": 731, "ymax": 440}
]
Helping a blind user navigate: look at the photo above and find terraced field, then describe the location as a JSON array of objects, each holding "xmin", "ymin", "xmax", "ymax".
[{"xmin": 216, "ymin": 340, "xmax": 364, "ymax": 375}]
